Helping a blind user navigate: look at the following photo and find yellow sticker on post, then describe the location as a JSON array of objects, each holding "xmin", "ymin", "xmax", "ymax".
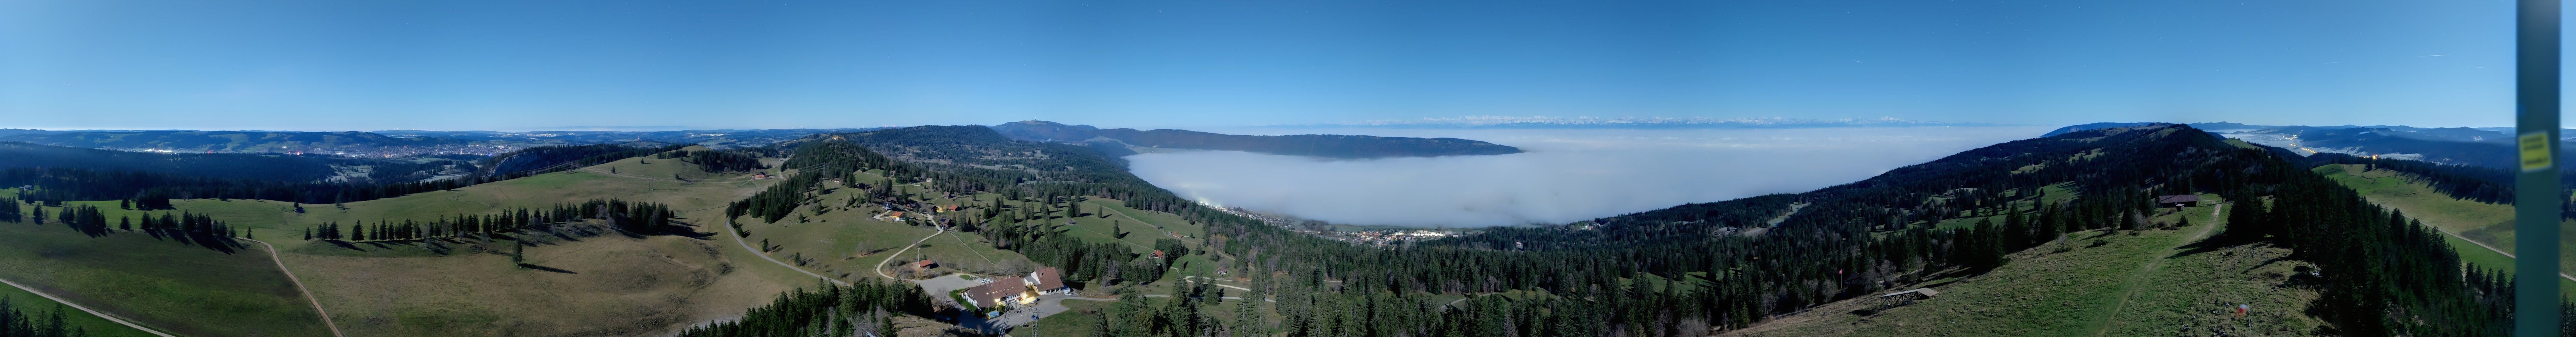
[{"xmin": 2521, "ymin": 132, "xmax": 2554, "ymax": 172}]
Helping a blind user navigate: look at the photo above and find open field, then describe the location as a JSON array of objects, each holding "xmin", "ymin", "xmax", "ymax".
[
  {"xmin": 1015, "ymin": 298, "xmax": 1111, "ymax": 336},
  {"xmin": 27, "ymin": 151, "xmax": 846, "ymax": 337},
  {"xmin": 1723, "ymin": 199, "xmax": 2324, "ymax": 336},
  {"xmin": 253, "ymin": 153, "xmax": 825, "ymax": 337},
  {"xmin": 2313, "ymin": 164, "xmax": 2576, "ymax": 294},
  {"xmin": 277, "ymin": 231, "xmax": 794, "ymax": 337},
  {"xmin": 0, "ymin": 221, "xmax": 333, "ymax": 337}
]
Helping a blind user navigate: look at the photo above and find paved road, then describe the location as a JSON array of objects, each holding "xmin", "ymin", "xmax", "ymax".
[
  {"xmin": 243, "ymin": 238, "xmax": 349, "ymax": 337},
  {"xmin": 1180, "ymin": 276, "xmax": 1252, "ymax": 292},
  {"xmin": 722, "ymin": 217, "xmax": 851, "ymax": 286},
  {"xmin": 974, "ymin": 294, "xmax": 1093, "ymax": 332},
  {"xmin": 0, "ymin": 277, "xmax": 179, "ymax": 337},
  {"xmin": 914, "ymin": 274, "xmax": 988, "ymax": 295}
]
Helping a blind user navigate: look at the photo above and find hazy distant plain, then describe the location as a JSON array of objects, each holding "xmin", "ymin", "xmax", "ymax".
[{"xmin": 1125, "ymin": 126, "xmax": 2057, "ymax": 227}]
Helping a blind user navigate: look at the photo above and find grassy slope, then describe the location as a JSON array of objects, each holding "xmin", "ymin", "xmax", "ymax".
[
  {"xmin": 81, "ymin": 153, "xmax": 820, "ymax": 337},
  {"xmin": 743, "ymin": 168, "xmax": 1028, "ymax": 280},
  {"xmin": 2312, "ymin": 164, "xmax": 2576, "ymax": 294},
  {"xmin": 0, "ymin": 218, "xmax": 334, "ymax": 337},
  {"xmin": 0, "ymin": 261, "xmax": 160, "ymax": 337},
  {"xmin": 1725, "ymin": 196, "xmax": 2325, "ymax": 337},
  {"xmin": 280, "ymin": 155, "xmax": 826, "ymax": 337},
  {"xmin": 748, "ymin": 166, "xmax": 1218, "ymax": 283},
  {"xmin": 1017, "ymin": 298, "xmax": 1113, "ymax": 336}
]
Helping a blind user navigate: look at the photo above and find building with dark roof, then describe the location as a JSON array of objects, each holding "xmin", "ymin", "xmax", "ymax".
[
  {"xmin": 1027, "ymin": 267, "xmax": 1070, "ymax": 295},
  {"xmin": 965, "ymin": 276, "xmax": 1032, "ymax": 309},
  {"xmin": 2154, "ymin": 194, "xmax": 2201, "ymax": 208}
]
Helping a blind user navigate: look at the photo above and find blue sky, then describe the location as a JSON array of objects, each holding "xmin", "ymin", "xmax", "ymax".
[{"xmin": 0, "ymin": 0, "xmax": 2524, "ymax": 131}]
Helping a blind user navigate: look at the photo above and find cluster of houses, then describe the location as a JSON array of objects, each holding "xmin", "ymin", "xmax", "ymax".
[
  {"xmin": 1330, "ymin": 229, "xmax": 1456, "ymax": 246},
  {"xmin": 962, "ymin": 267, "xmax": 1072, "ymax": 310}
]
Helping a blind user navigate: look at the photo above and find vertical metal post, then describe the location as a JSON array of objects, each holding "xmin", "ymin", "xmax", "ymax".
[{"xmin": 2517, "ymin": 0, "xmax": 2563, "ymax": 334}]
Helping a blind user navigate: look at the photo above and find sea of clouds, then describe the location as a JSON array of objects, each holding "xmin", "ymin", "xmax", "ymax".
[{"xmin": 1122, "ymin": 126, "xmax": 2058, "ymax": 227}]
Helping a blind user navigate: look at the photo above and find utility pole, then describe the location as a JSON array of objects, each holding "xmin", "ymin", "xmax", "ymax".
[{"xmin": 2515, "ymin": 0, "xmax": 2562, "ymax": 334}]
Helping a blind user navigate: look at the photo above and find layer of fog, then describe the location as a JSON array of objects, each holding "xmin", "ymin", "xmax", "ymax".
[
  {"xmin": 2218, "ymin": 131, "xmax": 2428, "ymax": 161},
  {"xmin": 1123, "ymin": 126, "xmax": 2058, "ymax": 227}
]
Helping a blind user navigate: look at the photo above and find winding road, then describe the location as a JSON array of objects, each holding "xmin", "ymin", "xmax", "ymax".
[{"xmin": 874, "ymin": 226, "xmax": 948, "ymax": 281}]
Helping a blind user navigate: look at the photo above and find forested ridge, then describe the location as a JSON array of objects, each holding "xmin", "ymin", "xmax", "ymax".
[
  {"xmin": 0, "ymin": 130, "xmax": 470, "ymax": 153},
  {"xmin": 471, "ymin": 143, "xmax": 691, "ymax": 179},
  {"xmin": 0, "ymin": 141, "xmax": 492, "ymax": 206},
  {"xmin": 699, "ymin": 123, "xmax": 2560, "ymax": 336}
]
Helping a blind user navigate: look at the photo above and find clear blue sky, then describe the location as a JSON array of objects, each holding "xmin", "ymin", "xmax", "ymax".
[{"xmin": 0, "ymin": 0, "xmax": 2527, "ymax": 131}]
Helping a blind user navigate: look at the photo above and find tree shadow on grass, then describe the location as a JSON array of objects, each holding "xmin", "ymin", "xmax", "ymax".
[
  {"xmin": 2168, "ymin": 234, "xmax": 2258, "ymax": 259},
  {"xmin": 518, "ymin": 263, "xmax": 578, "ymax": 274}
]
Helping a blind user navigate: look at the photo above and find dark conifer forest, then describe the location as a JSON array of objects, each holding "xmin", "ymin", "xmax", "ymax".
[
  {"xmin": 471, "ymin": 143, "xmax": 691, "ymax": 179},
  {"xmin": 302, "ymin": 198, "xmax": 689, "ymax": 242},
  {"xmin": 0, "ymin": 297, "xmax": 89, "ymax": 337}
]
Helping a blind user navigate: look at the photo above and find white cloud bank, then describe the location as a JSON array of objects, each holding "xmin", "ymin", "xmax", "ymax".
[{"xmin": 1123, "ymin": 126, "xmax": 2058, "ymax": 227}]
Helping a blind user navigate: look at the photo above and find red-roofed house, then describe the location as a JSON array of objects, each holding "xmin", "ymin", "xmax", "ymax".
[{"xmin": 910, "ymin": 260, "xmax": 938, "ymax": 273}]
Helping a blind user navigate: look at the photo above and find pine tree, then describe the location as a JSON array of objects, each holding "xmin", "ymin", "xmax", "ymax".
[{"xmin": 875, "ymin": 311, "xmax": 895, "ymax": 337}]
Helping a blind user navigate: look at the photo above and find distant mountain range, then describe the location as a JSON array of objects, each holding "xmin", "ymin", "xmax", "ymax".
[
  {"xmin": 1290, "ymin": 116, "xmax": 2001, "ymax": 129},
  {"xmin": 988, "ymin": 120, "xmax": 1522, "ymax": 159},
  {"xmin": 0, "ymin": 128, "xmax": 880, "ymax": 157},
  {"xmin": 2045, "ymin": 121, "xmax": 2576, "ymax": 169},
  {"xmin": 369, "ymin": 128, "xmax": 881, "ymax": 148}
]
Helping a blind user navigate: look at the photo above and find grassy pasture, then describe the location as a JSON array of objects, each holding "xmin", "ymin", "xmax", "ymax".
[
  {"xmin": 0, "ymin": 221, "xmax": 333, "ymax": 337},
  {"xmin": 2312, "ymin": 164, "xmax": 2576, "ymax": 295},
  {"xmin": 0, "ymin": 272, "xmax": 160, "ymax": 337},
  {"xmin": 1724, "ymin": 199, "xmax": 2321, "ymax": 336}
]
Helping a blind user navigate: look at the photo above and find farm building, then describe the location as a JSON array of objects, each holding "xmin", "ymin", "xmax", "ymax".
[
  {"xmin": 2154, "ymin": 194, "xmax": 2201, "ymax": 209},
  {"xmin": 1027, "ymin": 267, "xmax": 1071, "ymax": 295},
  {"xmin": 965, "ymin": 276, "xmax": 1035, "ymax": 308}
]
